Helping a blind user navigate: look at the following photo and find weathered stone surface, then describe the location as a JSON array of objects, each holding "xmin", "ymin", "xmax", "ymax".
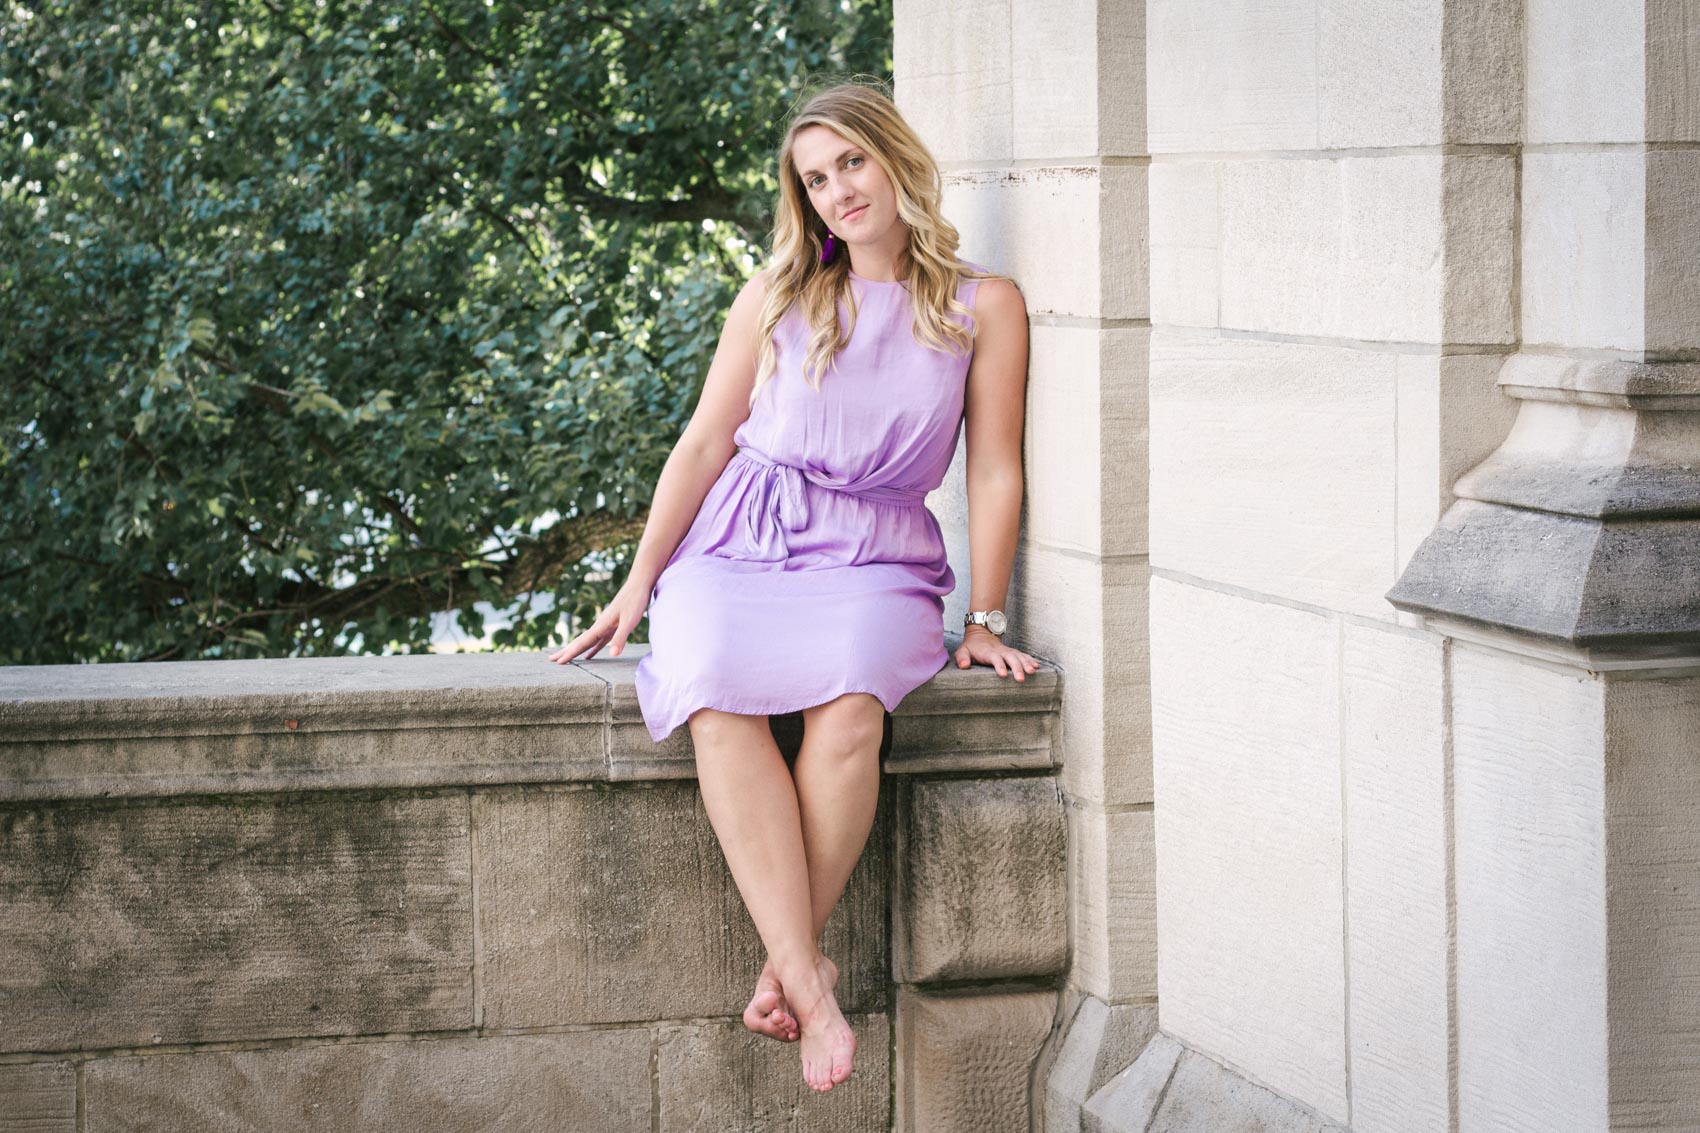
[
  {"xmin": 476, "ymin": 782, "xmax": 887, "ymax": 1028},
  {"xmin": 657, "ymin": 1013, "xmax": 890, "ymax": 1132},
  {"xmin": 1150, "ymin": 577, "xmax": 1348, "ymax": 1121},
  {"xmin": 894, "ymin": 986, "xmax": 1058, "ymax": 1133},
  {"xmin": 1046, "ymin": 996, "xmax": 1160, "ymax": 1133},
  {"xmin": 0, "ymin": 1062, "xmax": 76, "ymax": 1131},
  {"xmin": 1387, "ymin": 497, "xmax": 1700, "ymax": 656},
  {"xmin": 82, "ymin": 1030, "xmax": 650, "ymax": 1132},
  {"xmin": 895, "ymin": 777, "xmax": 1066, "ymax": 982},
  {"xmin": 1146, "ymin": 1047, "xmax": 1349, "ymax": 1133},
  {"xmin": 886, "ymin": 657, "xmax": 1063, "ymax": 775},
  {"xmin": 1068, "ymin": 802, "xmax": 1158, "ymax": 1001},
  {"xmin": 0, "ymin": 793, "xmax": 471, "ymax": 1054},
  {"xmin": 0, "ymin": 652, "xmax": 606, "ymax": 802},
  {"xmin": 1343, "ymin": 624, "xmax": 1450, "ymax": 1132},
  {"xmin": 1081, "ymin": 1032, "xmax": 1182, "ymax": 1133},
  {"xmin": 1602, "ymin": 675, "xmax": 1700, "ymax": 1130}
]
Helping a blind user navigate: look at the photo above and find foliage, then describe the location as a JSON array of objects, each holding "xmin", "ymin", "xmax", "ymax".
[{"xmin": 0, "ymin": 0, "xmax": 893, "ymax": 662}]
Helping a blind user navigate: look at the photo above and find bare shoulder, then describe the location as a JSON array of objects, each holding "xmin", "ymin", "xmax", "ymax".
[{"xmin": 970, "ymin": 275, "xmax": 1027, "ymax": 323}]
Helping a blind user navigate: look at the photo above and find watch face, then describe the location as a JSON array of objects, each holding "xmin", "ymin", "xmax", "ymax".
[{"xmin": 987, "ymin": 610, "xmax": 1007, "ymax": 635}]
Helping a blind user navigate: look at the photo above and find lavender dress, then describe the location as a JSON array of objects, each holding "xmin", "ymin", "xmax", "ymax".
[{"xmin": 632, "ymin": 263, "xmax": 988, "ymax": 743}]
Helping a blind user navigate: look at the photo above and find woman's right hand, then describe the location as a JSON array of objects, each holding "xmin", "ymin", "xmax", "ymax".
[{"xmin": 547, "ymin": 579, "xmax": 653, "ymax": 664}]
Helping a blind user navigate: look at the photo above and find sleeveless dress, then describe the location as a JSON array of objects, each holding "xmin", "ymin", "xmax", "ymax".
[{"xmin": 632, "ymin": 262, "xmax": 989, "ymax": 744}]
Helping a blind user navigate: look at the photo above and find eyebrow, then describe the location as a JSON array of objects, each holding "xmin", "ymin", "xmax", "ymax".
[{"xmin": 797, "ymin": 147, "xmax": 861, "ymax": 179}]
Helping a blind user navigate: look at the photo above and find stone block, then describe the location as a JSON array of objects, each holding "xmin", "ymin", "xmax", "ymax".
[
  {"xmin": 0, "ymin": 793, "xmax": 471, "ymax": 1054},
  {"xmin": 1318, "ymin": 0, "xmax": 1445, "ymax": 148},
  {"xmin": 1068, "ymin": 802, "xmax": 1157, "ymax": 1002},
  {"xmin": 475, "ymin": 782, "xmax": 887, "ymax": 1028},
  {"xmin": 1218, "ymin": 155, "xmax": 1505, "ymax": 345},
  {"xmin": 1452, "ymin": 643, "xmax": 1609, "ymax": 1131},
  {"xmin": 1148, "ymin": 160, "xmax": 1219, "ymax": 330},
  {"xmin": 886, "ymin": 660, "xmax": 1062, "ymax": 774},
  {"xmin": 1150, "ymin": 577, "xmax": 1348, "ymax": 1121},
  {"xmin": 894, "ymin": 776, "xmax": 1067, "ymax": 982},
  {"xmin": 1149, "ymin": 331, "xmax": 1398, "ymax": 618},
  {"xmin": 1147, "ymin": 0, "xmax": 1318, "ymax": 152},
  {"xmin": 1442, "ymin": 0, "xmax": 1525, "ymax": 144},
  {"xmin": 1024, "ymin": 323, "xmax": 1149, "ymax": 559},
  {"xmin": 893, "ymin": 0, "xmax": 1010, "ymax": 164},
  {"xmin": 1521, "ymin": 151, "xmax": 1647, "ymax": 352},
  {"xmin": 1646, "ymin": 149, "xmax": 1700, "ymax": 354},
  {"xmin": 894, "ymin": 985, "xmax": 1058, "ymax": 1133},
  {"xmin": 1013, "ymin": 546, "xmax": 1151, "ymax": 805},
  {"xmin": 0, "ymin": 652, "xmax": 607, "ymax": 802},
  {"xmin": 1440, "ymin": 155, "xmax": 1519, "ymax": 345},
  {"xmin": 82, "ymin": 1031, "xmax": 650, "ymax": 1132},
  {"xmin": 1317, "ymin": 0, "xmax": 1521, "ymax": 148},
  {"xmin": 1526, "ymin": 0, "xmax": 1646, "ymax": 144},
  {"xmin": 656, "ymin": 1013, "xmax": 890, "ymax": 1131},
  {"xmin": 1012, "ymin": 0, "xmax": 1144, "ymax": 159},
  {"xmin": 1010, "ymin": 165, "xmax": 1148, "ymax": 321},
  {"xmin": 1648, "ymin": 0, "xmax": 1700, "ymax": 143},
  {"xmin": 1602, "ymin": 675, "xmax": 1700, "ymax": 1129},
  {"xmin": 1081, "ymin": 1032, "xmax": 1182, "ymax": 1133},
  {"xmin": 0, "ymin": 1062, "xmax": 76, "ymax": 1131},
  {"xmin": 1342, "ymin": 624, "xmax": 1450, "ymax": 1133},
  {"xmin": 1046, "ymin": 996, "xmax": 1160, "ymax": 1133}
]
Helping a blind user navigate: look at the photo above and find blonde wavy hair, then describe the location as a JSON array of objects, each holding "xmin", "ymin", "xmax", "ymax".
[{"xmin": 748, "ymin": 79, "xmax": 1014, "ymax": 408}]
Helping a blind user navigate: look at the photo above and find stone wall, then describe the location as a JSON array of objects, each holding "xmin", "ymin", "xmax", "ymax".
[{"xmin": 0, "ymin": 647, "xmax": 1066, "ymax": 1131}]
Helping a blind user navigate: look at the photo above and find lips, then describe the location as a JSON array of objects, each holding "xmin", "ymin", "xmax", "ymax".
[{"xmin": 841, "ymin": 204, "xmax": 868, "ymax": 221}]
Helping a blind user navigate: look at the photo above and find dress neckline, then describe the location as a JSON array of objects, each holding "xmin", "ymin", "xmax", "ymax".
[{"xmin": 848, "ymin": 267, "xmax": 908, "ymax": 286}]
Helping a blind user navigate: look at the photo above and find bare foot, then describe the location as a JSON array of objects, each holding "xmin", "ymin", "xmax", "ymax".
[
  {"xmin": 743, "ymin": 953, "xmax": 838, "ymax": 1043},
  {"xmin": 787, "ymin": 953, "xmax": 856, "ymax": 1092}
]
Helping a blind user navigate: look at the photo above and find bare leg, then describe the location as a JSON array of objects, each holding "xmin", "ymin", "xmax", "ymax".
[
  {"xmin": 688, "ymin": 706, "xmax": 857, "ymax": 1091},
  {"xmin": 747, "ymin": 694, "xmax": 884, "ymax": 1040}
]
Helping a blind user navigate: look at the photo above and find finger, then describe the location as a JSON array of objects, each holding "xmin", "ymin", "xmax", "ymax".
[{"xmin": 993, "ymin": 656, "xmax": 1008, "ymax": 677}]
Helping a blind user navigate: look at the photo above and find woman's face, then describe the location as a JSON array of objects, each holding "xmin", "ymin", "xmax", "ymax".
[{"xmin": 792, "ymin": 125, "xmax": 902, "ymax": 248}]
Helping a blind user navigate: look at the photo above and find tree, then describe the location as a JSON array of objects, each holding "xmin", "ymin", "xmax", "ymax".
[{"xmin": 0, "ymin": 0, "xmax": 893, "ymax": 663}]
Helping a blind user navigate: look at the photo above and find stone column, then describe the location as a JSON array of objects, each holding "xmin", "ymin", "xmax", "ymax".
[
  {"xmin": 1387, "ymin": 2, "xmax": 1700, "ymax": 1127},
  {"xmin": 1133, "ymin": 0, "xmax": 1521, "ymax": 1129},
  {"xmin": 895, "ymin": 0, "xmax": 1154, "ymax": 1129}
]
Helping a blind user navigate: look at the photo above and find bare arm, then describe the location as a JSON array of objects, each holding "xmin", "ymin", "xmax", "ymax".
[
  {"xmin": 622, "ymin": 270, "xmax": 771, "ymax": 596},
  {"xmin": 951, "ymin": 277, "xmax": 1041, "ymax": 682},
  {"xmin": 550, "ymin": 269, "xmax": 771, "ymax": 661}
]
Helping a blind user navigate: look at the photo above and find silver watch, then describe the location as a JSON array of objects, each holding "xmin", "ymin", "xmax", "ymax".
[{"xmin": 965, "ymin": 609, "xmax": 1007, "ymax": 636}]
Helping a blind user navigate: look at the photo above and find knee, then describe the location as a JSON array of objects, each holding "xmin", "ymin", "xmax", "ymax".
[{"xmin": 801, "ymin": 694, "xmax": 886, "ymax": 763}]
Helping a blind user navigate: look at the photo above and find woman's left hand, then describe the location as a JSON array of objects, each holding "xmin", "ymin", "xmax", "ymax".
[{"xmin": 953, "ymin": 626, "xmax": 1041, "ymax": 681}]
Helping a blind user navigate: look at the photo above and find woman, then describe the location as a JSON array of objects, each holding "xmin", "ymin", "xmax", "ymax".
[{"xmin": 548, "ymin": 80, "xmax": 1035, "ymax": 1094}]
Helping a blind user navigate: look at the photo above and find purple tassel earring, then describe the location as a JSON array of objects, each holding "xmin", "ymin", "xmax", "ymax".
[{"xmin": 820, "ymin": 230, "xmax": 840, "ymax": 265}]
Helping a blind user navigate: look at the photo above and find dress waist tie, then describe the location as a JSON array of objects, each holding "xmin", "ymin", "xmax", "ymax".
[{"xmin": 734, "ymin": 448, "xmax": 927, "ymax": 561}]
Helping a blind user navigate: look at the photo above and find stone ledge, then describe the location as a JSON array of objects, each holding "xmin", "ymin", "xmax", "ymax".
[{"xmin": 0, "ymin": 639, "xmax": 1062, "ymax": 803}]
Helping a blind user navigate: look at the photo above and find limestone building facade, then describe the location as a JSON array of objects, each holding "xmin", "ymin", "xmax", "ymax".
[{"xmin": 911, "ymin": 0, "xmax": 1700, "ymax": 1128}]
